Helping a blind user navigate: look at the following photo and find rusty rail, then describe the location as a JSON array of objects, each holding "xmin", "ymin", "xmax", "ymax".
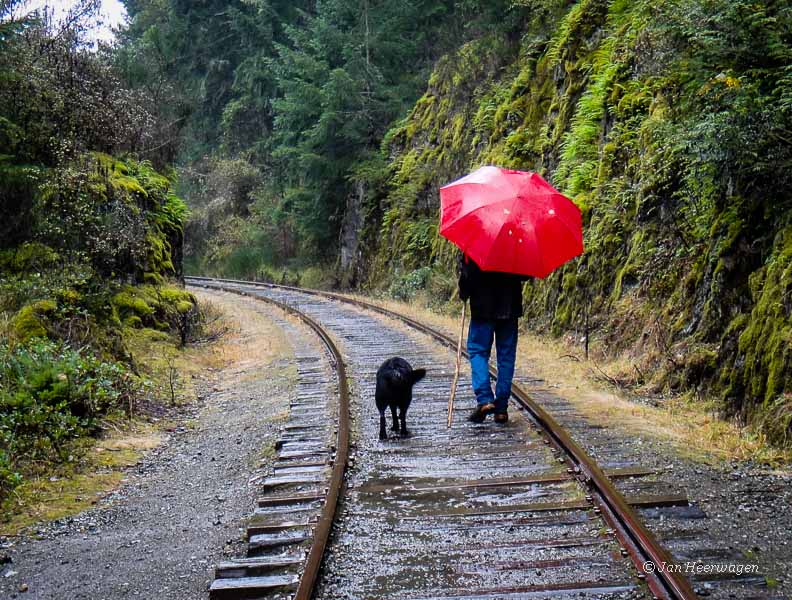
[
  {"xmin": 187, "ymin": 276, "xmax": 697, "ymax": 600},
  {"xmin": 193, "ymin": 281, "xmax": 350, "ymax": 600}
]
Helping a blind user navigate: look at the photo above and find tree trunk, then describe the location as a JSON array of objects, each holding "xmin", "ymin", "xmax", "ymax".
[{"xmin": 339, "ymin": 179, "xmax": 365, "ymax": 289}]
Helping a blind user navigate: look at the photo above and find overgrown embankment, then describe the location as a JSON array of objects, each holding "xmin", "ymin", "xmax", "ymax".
[
  {"xmin": 0, "ymin": 156, "xmax": 196, "ymax": 499},
  {"xmin": 366, "ymin": 0, "xmax": 792, "ymax": 444},
  {"xmin": 0, "ymin": 6, "xmax": 197, "ymax": 502}
]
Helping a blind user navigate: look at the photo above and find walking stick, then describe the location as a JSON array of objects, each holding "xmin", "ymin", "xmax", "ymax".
[{"xmin": 447, "ymin": 301, "xmax": 467, "ymax": 428}]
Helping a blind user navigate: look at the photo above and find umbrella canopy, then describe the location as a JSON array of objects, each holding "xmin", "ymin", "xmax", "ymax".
[{"xmin": 439, "ymin": 166, "xmax": 583, "ymax": 278}]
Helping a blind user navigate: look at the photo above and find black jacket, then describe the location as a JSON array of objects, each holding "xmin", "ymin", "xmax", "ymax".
[{"xmin": 458, "ymin": 254, "xmax": 530, "ymax": 321}]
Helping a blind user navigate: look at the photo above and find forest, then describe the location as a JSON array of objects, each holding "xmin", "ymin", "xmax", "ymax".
[
  {"xmin": 122, "ymin": 0, "xmax": 792, "ymax": 443},
  {"xmin": 1, "ymin": 0, "xmax": 791, "ymax": 502}
]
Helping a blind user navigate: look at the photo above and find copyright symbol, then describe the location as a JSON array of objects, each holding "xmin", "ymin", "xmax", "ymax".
[{"xmin": 643, "ymin": 560, "xmax": 656, "ymax": 574}]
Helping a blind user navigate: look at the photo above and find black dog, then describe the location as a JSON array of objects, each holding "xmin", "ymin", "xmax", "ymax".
[{"xmin": 375, "ymin": 357, "xmax": 426, "ymax": 440}]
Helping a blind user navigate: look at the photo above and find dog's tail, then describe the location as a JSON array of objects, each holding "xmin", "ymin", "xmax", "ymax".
[{"xmin": 410, "ymin": 368, "xmax": 426, "ymax": 385}]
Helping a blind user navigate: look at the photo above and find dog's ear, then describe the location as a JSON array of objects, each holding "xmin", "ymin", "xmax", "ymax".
[{"xmin": 410, "ymin": 368, "xmax": 426, "ymax": 384}]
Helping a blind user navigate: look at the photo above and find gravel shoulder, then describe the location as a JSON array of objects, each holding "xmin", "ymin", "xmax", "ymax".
[{"xmin": 0, "ymin": 290, "xmax": 299, "ymax": 600}]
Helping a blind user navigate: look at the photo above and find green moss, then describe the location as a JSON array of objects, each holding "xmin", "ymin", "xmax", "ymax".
[
  {"xmin": 93, "ymin": 152, "xmax": 172, "ymax": 200},
  {"xmin": 56, "ymin": 288, "xmax": 81, "ymax": 305},
  {"xmin": 89, "ymin": 153, "xmax": 187, "ymax": 287},
  {"xmin": 734, "ymin": 226, "xmax": 792, "ymax": 411},
  {"xmin": 683, "ymin": 345, "xmax": 719, "ymax": 385},
  {"xmin": 145, "ymin": 233, "xmax": 175, "ymax": 276},
  {"xmin": 10, "ymin": 300, "xmax": 56, "ymax": 342},
  {"xmin": 159, "ymin": 286, "xmax": 196, "ymax": 307},
  {"xmin": 153, "ymin": 319, "xmax": 169, "ymax": 331},
  {"xmin": 111, "ymin": 283, "xmax": 195, "ymax": 331},
  {"xmin": 124, "ymin": 315, "xmax": 143, "ymax": 328},
  {"xmin": 175, "ymin": 301, "xmax": 193, "ymax": 315},
  {"xmin": 143, "ymin": 272, "xmax": 164, "ymax": 285},
  {"xmin": 361, "ymin": 0, "xmax": 792, "ymax": 449},
  {"xmin": 0, "ymin": 243, "xmax": 59, "ymax": 273},
  {"xmin": 112, "ymin": 288, "xmax": 155, "ymax": 320}
]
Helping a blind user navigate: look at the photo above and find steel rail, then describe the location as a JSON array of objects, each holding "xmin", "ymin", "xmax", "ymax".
[
  {"xmin": 187, "ymin": 276, "xmax": 697, "ymax": 600},
  {"xmin": 192, "ymin": 281, "xmax": 350, "ymax": 600}
]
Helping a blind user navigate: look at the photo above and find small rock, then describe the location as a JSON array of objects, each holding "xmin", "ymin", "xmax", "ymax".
[{"xmin": 18, "ymin": 583, "xmax": 28, "ymax": 593}]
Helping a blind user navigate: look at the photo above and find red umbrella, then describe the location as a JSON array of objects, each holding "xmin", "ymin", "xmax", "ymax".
[{"xmin": 439, "ymin": 166, "xmax": 583, "ymax": 278}]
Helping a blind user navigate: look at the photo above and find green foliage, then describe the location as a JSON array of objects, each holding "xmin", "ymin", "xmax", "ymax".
[
  {"xmin": 359, "ymin": 0, "xmax": 792, "ymax": 445},
  {"xmin": 0, "ymin": 339, "xmax": 134, "ymax": 496},
  {"xmin": 0, "ymin": 243, "xmax": 59, "ymax": 273},
  {"xmin": 369, "ymin": 34, "xmax": 519, "ymax": 281},
  {"xmin": 387, "ymin": 267, "xmax": 433, "ymax": 301},
  {"xmin": 299, "ymin": 266, "xmax": 335, "ymax": 290},
  {"xmin": 117, "ymin": 0, "xmax": 792, "ymax": 444},
  {"xmin": 0, "ymin": 5, "xmax": 198, "ymax": 499},
  {"xmin": 121, "ymin": 0, "xmax": 529, "ymax": 274}
]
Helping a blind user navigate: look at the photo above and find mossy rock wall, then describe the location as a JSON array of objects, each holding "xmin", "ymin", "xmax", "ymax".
[
  {"xmin": 362, "ymin": 0, "xmax": 792, "ymax": 443},
  {"xmin": 1, "ymin": 154, "xmax": 192, "ymax": 359}
]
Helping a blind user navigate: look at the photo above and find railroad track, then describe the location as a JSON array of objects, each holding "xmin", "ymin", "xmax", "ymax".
[
  {"xmin": 201, "ymin": 289, "xmax": 349, "ymax": 600},
  {"xmin": 188, "ymin": 276, "xmax": 770, "ymax": 600}
]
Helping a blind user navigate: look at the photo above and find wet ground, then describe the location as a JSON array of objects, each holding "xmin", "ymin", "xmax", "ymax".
[
  {"xmin": 2, "ymin": 282, "xmax": 789, "ymax": 600},
  {"xmin": 206, "ymin": 282, "xmax": 649, "ymax": 600},
  {"xmin": 202, "ymin": 281, "xmax": 789, "ymax": 600},
  {"xmin": 518, "ymin": 382, "xmax": 792, "ymax": 599}
]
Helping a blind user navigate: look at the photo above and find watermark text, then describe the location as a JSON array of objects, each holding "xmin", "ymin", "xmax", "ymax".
[{"xmin": 642, "ymin": 561, "xmax": 759, "ymax": 576}]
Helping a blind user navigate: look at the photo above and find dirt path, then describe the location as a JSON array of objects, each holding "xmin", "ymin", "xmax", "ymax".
[{"xmin": 0, "ymin": 290, "xmax": 304, "ymax": 600}]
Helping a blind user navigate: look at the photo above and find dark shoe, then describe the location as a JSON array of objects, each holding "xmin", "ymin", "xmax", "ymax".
[
  {"xmin": 494, "ymin": 412, "xmax": 509, "ymax": 424},
  {"xmin": 468, "ymin": 402, "xmax": 495, "ymax": 423}
]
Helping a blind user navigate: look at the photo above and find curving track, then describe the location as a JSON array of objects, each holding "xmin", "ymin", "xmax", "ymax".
[{"xmin": 189, "ymin": 277, "xmax": 711, "ymax": 600}]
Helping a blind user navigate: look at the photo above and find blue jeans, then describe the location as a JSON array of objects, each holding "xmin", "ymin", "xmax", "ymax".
[{"xmin": 467, "ymin": 318, "xmax": 518, "ymax": 413}]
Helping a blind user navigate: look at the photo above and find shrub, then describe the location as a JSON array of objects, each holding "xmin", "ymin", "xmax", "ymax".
[
  {"xmin": 0, "ymin": 339, "xmax": 134, "ymax": 496},
  {"xmin": 300, "ymin": 266, "xmax": 335, "ymax": 290},
  {"xmin": 387, "ymin": 267, "xmax": 432, "ymax": 301}
]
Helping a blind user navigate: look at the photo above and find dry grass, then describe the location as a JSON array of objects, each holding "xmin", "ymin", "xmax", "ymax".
[
  {"xmin": 516, "ymin": 335, "xmax": 790, "ymax": 466},
  {"xmin": 342, "ymin": 292, "xmax": 790, "ymax": 467},
  {"xmin": 193, "ymin": 290, "xmax": 296, "ymax": 372},
  {"xmin": 123, "ymin": 297, "xmax": 237, "ymax": 408}
]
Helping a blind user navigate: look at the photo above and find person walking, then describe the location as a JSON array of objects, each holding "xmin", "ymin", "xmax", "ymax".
[
  {"xmin": 458, "ymin": 253, "xmax": 530, "ymax": 424},
  {"xmin": 440, "ymin": 167, "xmax": 583, "ymax": 425}
]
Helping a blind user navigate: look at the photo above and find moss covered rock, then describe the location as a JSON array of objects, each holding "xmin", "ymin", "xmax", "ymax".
[
  {"xmin": 0, "ymin": 243, "xmax": 59, "ymax": 273},
  {"xmin": 731, "ymin": 227, "xmax": 792, "ymax": 419},
  {"xmin": 11, "ymin": 299, "xmax": 57, "ymax": 341},
  {"xmin": 360, "ymin": 0, "xmax": 792, "ymax": 445},
  {"xmin": 113, "ymin": 288, "xmax": 156, "ymax": 321},
  {"xmin": 111, "ymin": 283, "xmax": 195, "ymax": 330}
]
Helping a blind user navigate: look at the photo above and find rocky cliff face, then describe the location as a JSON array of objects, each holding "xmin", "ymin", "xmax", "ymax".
[{"xmin": 362, "ymin": 0, "xmax": 792, "ymax": 442}]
